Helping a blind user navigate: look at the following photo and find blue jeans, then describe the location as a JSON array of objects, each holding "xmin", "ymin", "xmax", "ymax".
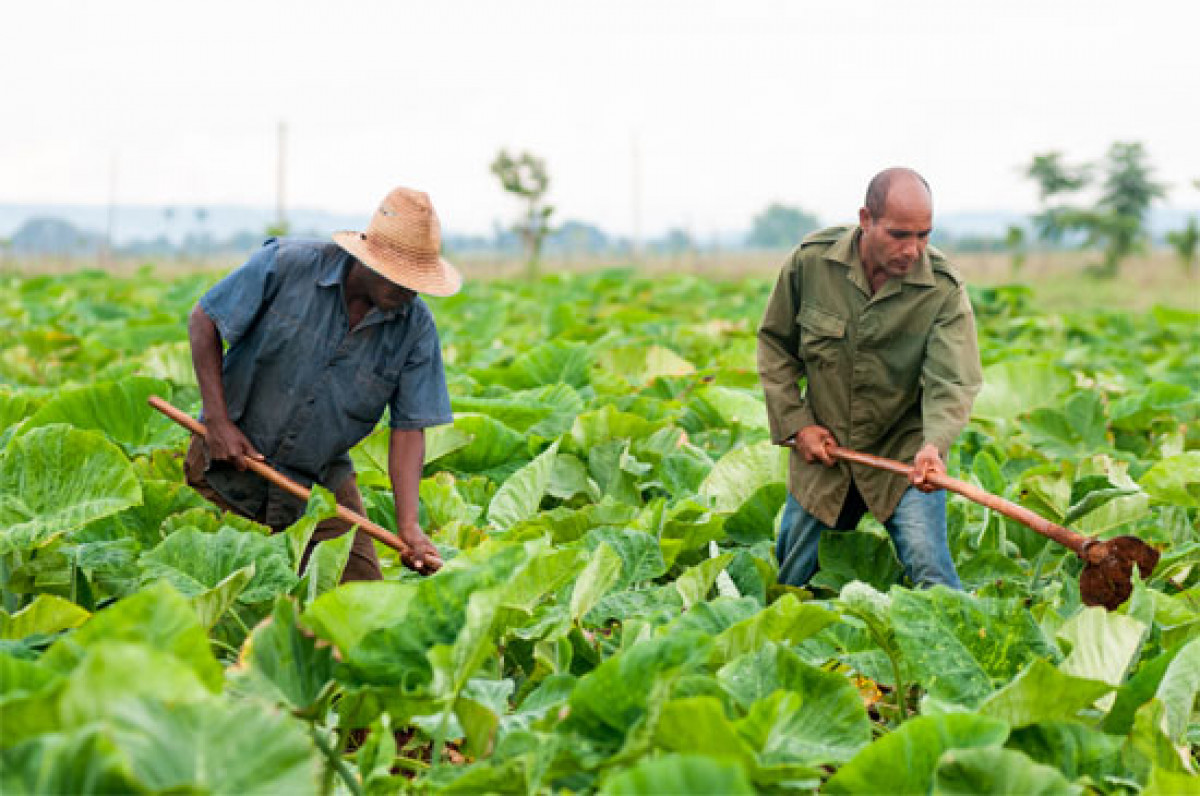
[{"xmin": 775, "ymin": 486, "xmax": 961, "ymax": 589}]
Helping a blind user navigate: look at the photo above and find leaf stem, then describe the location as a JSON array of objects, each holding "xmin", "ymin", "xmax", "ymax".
[{"xmin": 312, "ymin": 725, "xmax": 362, "ymax": 796}]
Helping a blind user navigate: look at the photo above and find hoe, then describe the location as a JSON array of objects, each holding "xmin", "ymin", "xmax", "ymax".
[
  {"xmin": 149, "ymin": 396, "xmax": 424, "ymax": 567},
  {"xmin": 830, "ymin": 446, "xmax": 1160, "ymax": 609}
]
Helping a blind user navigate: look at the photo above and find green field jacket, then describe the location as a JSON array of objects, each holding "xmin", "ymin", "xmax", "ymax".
[{"xmin": 757, "ymin": 225, "xmax": 983, "ymax": 526}]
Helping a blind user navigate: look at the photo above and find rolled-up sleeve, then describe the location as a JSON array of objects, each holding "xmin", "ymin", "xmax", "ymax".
[
  {"xmin": 389, "ymin": 312, "xmax": 453, "ymax": 430},
  {"xmin": 198, "ymin": 239, "xmax": 280, "ymax": 348},
  {"xmin": 921, "ymin": 285, "xmax": 983, "ymax": 453},
  {"xmin": 758, "ymin": 251, "xmax": 816, "ymax": 444}
]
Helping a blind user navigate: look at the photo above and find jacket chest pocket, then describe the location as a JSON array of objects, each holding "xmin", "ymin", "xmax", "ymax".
[{"xmin": 797, "ymin": 304, "xmax": 846, "ymax": 369}]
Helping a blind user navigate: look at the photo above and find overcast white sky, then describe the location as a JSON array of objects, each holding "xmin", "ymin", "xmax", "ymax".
[{"xmin": 3, "ymin": 0, "xmax": 1198, "ymax": 236}]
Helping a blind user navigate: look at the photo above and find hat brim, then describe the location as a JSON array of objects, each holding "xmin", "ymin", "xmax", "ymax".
[{"xmin": 333, "ymin": 230, "xmax": 463, "ymax": 297}]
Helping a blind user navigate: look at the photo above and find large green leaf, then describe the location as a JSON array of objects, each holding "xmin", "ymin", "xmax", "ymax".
[
  {"xmin": 1139, "ymin": 452, "xmax": 1200, "ymax": 507},
  {"xmin": 0, "ymin": 425, "xmax": 142, "ymax": 554},
  {"xmin": 568, "ymin": 404, "xmax": 665, "ymax": 453},
  {"xmin": 722, "ymin": 643, "xmax": 871, "ymax": 766},
  {"xmin": 76, "ymin": 478, "xmax": 211, "ymax": 551},
  {"xmin": 824, "ymin": 713, "xmax": 1009, "ymax": 795},
  {"xmin": 1017, "ymin": 391, "xmax": 1109, "ymax": 459},
  {"xmin": 0, "ymin": 594, "xmax": 90, "ymax": 640},
  {"xmin": 339, "ymin": 545, "xmax": 527, "ymax": 690},
  {"xmin": 108, "ymin": 696, "xmax": 319, "ymax": 794},
  {"xmin": 564, "ymin": 631, "xmax": 712, "ymax": 750},
  {"xmin": 972, "ymin": 358, "xmax": 1072, "ymax": 423},
  {"xmin": 685, "ymin": 386, "xmax": 769, "ymax": 432},
  {"xmin": 505, "ymin": 339, "xmax": 592, "ymax": 389},
  {"xmin": 302, "ymin": 581, "xmax": 415, "ymax": 653},
  {"xmin": 570, "ymin": 542, "xmax": 623, "ymax": 624},
  {"xmin": 42, "ymin": 581, "xmax": 222, "ymax": 691},
  {"xmin": 1109, "ymin": 382, "xmax": 1196, "ymax": 431},
  {"xmin": 651, "ymin": 695, "xmax": 761, "ymax": 769},
  {"xmin": 190, "ymin": 565, "xmax": 254, "ymax": 630},
  {"xmin": 488, "ymin": 441, "xmax": 560, "ymax": 528},
  {"xmin": 709, "ymin": 594, "xmax": 837, "ymax": 666},
  {"xmin": 599, "ymin": 753, "xmax": 755, "ymax": 795},
  {"xmin": 0, "ymin": 730, "xmax": 142, "ymax": 795},
  {"xmin": 699, "ymin": 441, "xmax": 787, "ymax": 512},
  {"xmin": 1007, "ymin": 721, "xmax": 1127, "ymax": 785},
  {"xmin": 977, "ymin": 658, "xmax": 1112, "ymax": 727},
  {"xmin": 584, "ymin": 528, "xmax": 667, "ymax": 588},
  {"xmin": 299, "ymin": 531, "xmax": 354, "ymax": 605},
  {"xmin": 233, "ymin": 597, "xmax": 338, "ymax": 716},
  {"xmin": 435, "ymin": 414, "xmax": 528, "ymax": 475},
  {"xmin": 20, "ymin": 376, "xmax": 183, "ymax": 457},
  {"xmin": 1056, "ymin": 607, "xmax": 1147, "ymax": 691},
  {"xmin": 933, "ymin": 747, "xmax": 1080, "ymax": 795},
  {"xmin": 599, "ymin": 344, "xmax": 697, "ymax": 387},
  {"xmin": 58, "ymin": 642, "xmax": 212, "ymax": 726},
  {"xmin": 1153, "ymin": 635, "xmax": 1200, "ymax": 743},
  {"xmin": 723, "ymin": 482, "xmax": 786, "ymax": 545},
  {"xmin": 139, "ymin": 525, "xmax": 298, "ymax": 604},
  {"xmin": 890, "ymin": 587, "xmax": 1057, "ymax": 708},
  {"xmin": 812, "ymin": 529, "xmax": 904, "ymax": 593}
]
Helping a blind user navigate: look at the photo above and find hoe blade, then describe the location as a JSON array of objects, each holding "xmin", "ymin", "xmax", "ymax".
[{"xmin": 1078, "ymin": 536, "xmax": 1161, "ymax": 610}]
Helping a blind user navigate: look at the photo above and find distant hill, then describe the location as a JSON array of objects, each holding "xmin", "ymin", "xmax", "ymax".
[
  {"xmin": 1, "ymin": 202, "xmax": 1196, "ymax": 253},
  {"xmin": 0, "ymin": 203, "xmax": 368, "ymax": 246}
]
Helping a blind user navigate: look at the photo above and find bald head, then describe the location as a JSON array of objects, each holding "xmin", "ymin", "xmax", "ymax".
[
  {"xmin": 858, "ymin": 168, "xmax": 934, "ymax": 287},
  {"xmin": 864, "ymin": 168, "xmax": 932, "ymax": 220}
]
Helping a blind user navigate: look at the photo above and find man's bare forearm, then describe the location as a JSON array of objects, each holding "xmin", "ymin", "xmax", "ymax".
[
  {"xmin": 388, "ymin": 429, "xmax": 425, "ymax": 531},
  {"xmin": 188, "ymin": 304, "xmax": 230, "ymax": 421}
]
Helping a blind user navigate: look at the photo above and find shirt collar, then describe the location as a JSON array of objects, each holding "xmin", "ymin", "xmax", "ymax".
[
  {"xmin": 317, "ymin": 249, "xmax": 410, "ymax": 323},
  {"xmin": 317, "ymin": 247, "xmax": 351, "ymax": 288},
  {"xmin": 825, "ymin": 225, "xmax": 937, "ymax": 294}
]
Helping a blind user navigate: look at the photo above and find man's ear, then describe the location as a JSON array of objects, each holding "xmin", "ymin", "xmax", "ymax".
[{"xmin": 858, "ymin": 206, "xmax": 871, "ymax": 229}]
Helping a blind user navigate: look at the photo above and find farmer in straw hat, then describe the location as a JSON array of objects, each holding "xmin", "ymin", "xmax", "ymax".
[{"xmin": 185, "ymin": 187, "xmax": 460, "ymax": 580}]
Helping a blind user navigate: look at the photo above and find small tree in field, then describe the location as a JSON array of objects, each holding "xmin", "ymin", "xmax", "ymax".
[
  {"xmin": 1024, "ymin": 141, "xmax": 1166, "ymax": 277},
  {"xmin": 1004, "ymin": 224, "xmax": 1027, "ymax": 275},
  {"xmin": 491, "ymin": 149, "xmax": 554, "ymax": 278},
  {"xmin": 1167, "ymin": 217, "xmax": 1199, "ymax": 277}
]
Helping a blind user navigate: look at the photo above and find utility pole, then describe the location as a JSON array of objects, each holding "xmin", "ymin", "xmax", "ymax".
[
  {"xmin": 104, "ymin": 150, "xmax": 119, "ymax": 267},
  {"xmin": 631, "ymin": 131, "xmax": 642, "ymax": 264},
  {"xmin": 275, "ymin": 120, "xmax": 288, "ymax": 234}
]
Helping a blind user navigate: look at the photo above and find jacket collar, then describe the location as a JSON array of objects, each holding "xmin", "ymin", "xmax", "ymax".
[{"xmin": 825, "ymin": 226, "xmax": 937, "ymax": 296}]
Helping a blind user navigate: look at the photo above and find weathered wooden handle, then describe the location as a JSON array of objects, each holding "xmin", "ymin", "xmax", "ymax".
[
  {"xmin": 149, "ymin": 395, "xmax": 411, "ymax": 557},
  {"xmin": 829, "ymin": 445, "xmax": 1088, "ymax": 555}
]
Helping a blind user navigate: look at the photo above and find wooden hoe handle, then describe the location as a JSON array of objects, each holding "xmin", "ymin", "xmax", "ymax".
[
  {"xmin": 148, "ymin": 395, "xmax": 411, "ymax": 557},
  {"xmin": 829, "ymin": 446, "xmax": 1089, "ymax": 556}
]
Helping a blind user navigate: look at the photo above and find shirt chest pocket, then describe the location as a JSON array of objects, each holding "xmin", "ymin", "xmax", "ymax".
[
  {"xmin": 346, "ymin": 334, "xmax": 404, "ymax": 422},
  {"xmin": 797, "ymin": 304, "xmax": 846, "ymax": 369},
  {"xmin": 348, "ymin": 367, "xmax": 396, "ymax": 422}
]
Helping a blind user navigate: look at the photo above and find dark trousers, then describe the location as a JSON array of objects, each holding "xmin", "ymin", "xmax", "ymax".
[{"xmin": 184, "ymin": 438, "xmax": 382, "ymax": 582}]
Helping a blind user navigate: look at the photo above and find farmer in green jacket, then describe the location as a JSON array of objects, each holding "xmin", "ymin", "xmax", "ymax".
[{"xmin": 757, "ymin": 168, "xmax": 983, "ymax": 589}]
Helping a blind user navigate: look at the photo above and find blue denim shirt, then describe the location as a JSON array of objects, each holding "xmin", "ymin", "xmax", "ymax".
[{"xmin": 197, "ymin": 237, "xmax": 453, "ymax": 523}]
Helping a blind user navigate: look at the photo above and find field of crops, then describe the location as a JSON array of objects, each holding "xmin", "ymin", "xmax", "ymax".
[{"xmin": 1, "ymin": 264, "xmax": 1198, "ymax": 794}]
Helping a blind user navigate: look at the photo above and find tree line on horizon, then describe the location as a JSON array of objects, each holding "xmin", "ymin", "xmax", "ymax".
[{"xmin": 2, "ymin": 141, "xmax": 1196, "ymax": 277}]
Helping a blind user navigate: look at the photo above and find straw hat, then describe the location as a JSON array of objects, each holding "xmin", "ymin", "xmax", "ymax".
[{"xmin": 332, "ymin": 187, "xmax": 462, "ymax": 297}]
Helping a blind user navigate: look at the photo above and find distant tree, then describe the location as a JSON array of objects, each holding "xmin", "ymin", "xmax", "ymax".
[
  {"xmin": 549, "ymin": 220, "xmax": 610, "ymax": 254},
  {"xmin": 656, "ymin": 228, "xmax": 694, "ymax": 255},
  {"xmin": 1025, "ymin": 151, "xmax": 1089, "ymax": 242},
  {"xmin": 1167, "ymin": 217, "xmax": 1199, "ymax": 276},
  {"xmin": 747, "ymin": 203, "xmax": 820, "ymax": 249},
  {"xmin": 491, "ymin": 149, "xmax": 554, "ymax": 277},
  {"xmin": 1023, "ymin": 141, "xmax": 1167, "ymax": 277}
]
